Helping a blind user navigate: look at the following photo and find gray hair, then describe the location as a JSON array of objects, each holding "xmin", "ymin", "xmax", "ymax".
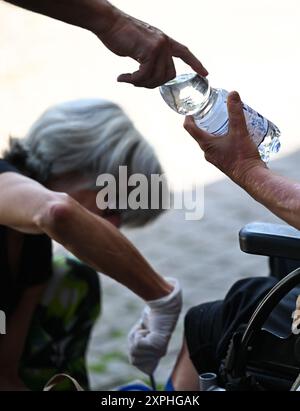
[{"xmin": 4, "ymin": 98, "xmax": 167, "ymax": 227}]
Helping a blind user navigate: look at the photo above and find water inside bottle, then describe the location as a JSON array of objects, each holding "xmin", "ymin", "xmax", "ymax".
[
  {"xmin": 160, "ymin": 73, "xmax": 281, "ymax": 163},
  {"xmin": 258, "ymin": 123, "xmax": 281, "ymax": 162},
  {"xmin": 160, "ymin": 73, "xmax": 210, "ymax": 116}
]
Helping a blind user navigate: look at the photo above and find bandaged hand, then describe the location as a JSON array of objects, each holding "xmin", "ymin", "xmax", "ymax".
[{"xmin": 128, "ymin": 278, "xmax": 182, "ymax": 375}]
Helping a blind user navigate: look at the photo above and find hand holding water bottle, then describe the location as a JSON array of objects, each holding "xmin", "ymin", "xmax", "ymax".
[
  {"xmin": 184, "ymin": 91, "xmax": 267, "ymax": 184},
  {"xmin": 160, "ymin": 74, "xmax": 280, "ymax": 162}
]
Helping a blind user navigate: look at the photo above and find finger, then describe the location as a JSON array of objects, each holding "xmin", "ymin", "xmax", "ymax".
[
  {"xmin": 141, "ymin": 52, "xmax": 176, "ymax": 88},
  {"xmin": 132, "ymin": 53, "xmax": 175, "ymax": 89},
  {"xmin": 128, "ymin": 322, "xmax": 146, "ymax": 344},
  {"xmin": 162, "ymin": 56, "xmax": 176, "ymax": 83},
  {"xmin": 171, "ymin": 40, "xmax": 209, "ymax": 77},
  {"xmin": 184, "ymin": 116, "xmax": 214, "ymax": 149},
  {"xmin": 227, "ymin": 91, "xmax": 249, "ymax": 136},
  {"xmin": 117, "ymin": 72, "xmax": 136, "ymax": 85},
  {"xmin": 117, "ymin": 59, "xmax": 156, "ymax": 87},
  {"xmin": 129, "ymin": 325, "xmax": 149, "ymax": 342}
]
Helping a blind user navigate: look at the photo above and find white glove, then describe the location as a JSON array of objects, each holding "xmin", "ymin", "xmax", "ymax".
[{"xmin": 128, "ymin": 278, "xmax": 182, "ymax": 375}]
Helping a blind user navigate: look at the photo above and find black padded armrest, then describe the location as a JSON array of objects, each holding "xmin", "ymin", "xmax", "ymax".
[{"xmin": 239, "ymin": 222, "xmax": 300, "ymax": 260}]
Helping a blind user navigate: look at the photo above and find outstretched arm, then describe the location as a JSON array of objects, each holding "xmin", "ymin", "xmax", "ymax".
[
  {"xmin": 4, "ymin": 0, "xmax": 208, "ymax": 88},
  {"xmin": 4, "ymin": 0, "xmax": 116, "ymax": 33},
  {"xmin": 0, "ymin": 170, "xmax": 183, "ymax": 376},
  {"xmin": 184, "ymin": 92, "xmax": 300, "ymax": 230},
  {"xmin": 0, "ymin": 171, "xmax": 172, "ymax": 300}
]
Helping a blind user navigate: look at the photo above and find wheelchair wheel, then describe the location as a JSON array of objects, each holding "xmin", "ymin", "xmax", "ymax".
[{"xmin": 222, "ymin": 268, "xmax": 300, "ymax": 391}]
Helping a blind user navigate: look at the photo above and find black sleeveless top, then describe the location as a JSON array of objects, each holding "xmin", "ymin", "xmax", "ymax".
[{"xmin": 0, "ymin": 159, "xmax": 52, "ymax": 317}]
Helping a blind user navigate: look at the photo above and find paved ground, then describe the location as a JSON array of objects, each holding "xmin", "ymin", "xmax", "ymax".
[{"xmin": 87, "ymin": 149, "xmax": 300, "ymax": 390}]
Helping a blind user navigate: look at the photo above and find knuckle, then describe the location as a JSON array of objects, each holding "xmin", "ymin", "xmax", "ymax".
[
  {"xmin": 204, "ymin": 151, "xmax": 213, "ymax": 163},
  {"xmin": 175, "ymin": 43, "xmax": 189, "ymax": 56},
  {"xmin": 203, "ymin": 144, "xmax": 215, "ymax": 157},
  {"xmin": 154, "ymin": 33, "xmax": 169, "ymax": 49},
  {"xmin": 148, "ymin": 44, "xmax": 157, "ymax": 55},
  {"xmin": 230, "ymin": 118, "xmax": 240, "ymax": 128}
]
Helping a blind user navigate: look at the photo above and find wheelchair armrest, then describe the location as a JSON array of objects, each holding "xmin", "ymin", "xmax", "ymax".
[{"xmin": 239, "ymin": 222, "xmax": 300, "ymax": 260}]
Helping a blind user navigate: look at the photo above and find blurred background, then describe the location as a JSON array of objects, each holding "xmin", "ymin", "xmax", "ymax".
[{"xmin": 1, "ymin": 0, "xmax": 300, "ymax": 389}]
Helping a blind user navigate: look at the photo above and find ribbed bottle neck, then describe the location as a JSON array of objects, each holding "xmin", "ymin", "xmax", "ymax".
[{"xmin": 194, "ymin": 87, "xmax": 219, "ymax": 119}]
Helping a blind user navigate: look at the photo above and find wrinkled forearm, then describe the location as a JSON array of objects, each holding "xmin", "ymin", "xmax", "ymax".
[
  {"xmin": 237, "ymin": 165, "xmax": 300, "ymax": 230},
  {"xmin": 3, "ymin": 0, "xmax": 120, "ymax": 34},
  {"xmin": 37, "ymin": 197, "xmax": 173, "ymax": 301},
  {"xmin": 0, "ymin": 172, "xmax": 173, "ymax": 301}
]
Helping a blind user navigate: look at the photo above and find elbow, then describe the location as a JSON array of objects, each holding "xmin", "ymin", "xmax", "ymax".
[{"xmin": 34, "ymin": 193, "xmax": 75, "ymax": 234}]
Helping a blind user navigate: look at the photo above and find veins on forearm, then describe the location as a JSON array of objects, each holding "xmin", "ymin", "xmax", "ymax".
[
  {"xmin": 242, "ymin": 167, "xmax": 300, "ymax": 229},
  {"xmin": 4, "ymin": 0, "xmax": 118, "ymax": 33}
]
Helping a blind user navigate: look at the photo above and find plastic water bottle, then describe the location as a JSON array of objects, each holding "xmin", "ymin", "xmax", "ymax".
[{"xmin": 159, "ymin": 73, "xmax": 281, "ymax": 162}]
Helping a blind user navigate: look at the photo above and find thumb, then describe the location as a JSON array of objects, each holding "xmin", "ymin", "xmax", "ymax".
[{"xmin": 184, "ymin": 116, "xmax": 215, "ymax": 150}]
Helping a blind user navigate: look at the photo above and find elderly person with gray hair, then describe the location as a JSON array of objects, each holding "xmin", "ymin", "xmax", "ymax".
[{"xmin": 0, "ymin": 98, "xmax": 182, "ymax": 390}]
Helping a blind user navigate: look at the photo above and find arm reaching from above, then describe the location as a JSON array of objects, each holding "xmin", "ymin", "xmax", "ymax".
[
  {"xmin": 4, "ymin": 0, "xmax": 208, "ymax": 88},
  {"xmin": 184, "ymin": 91, "xmax": 300, "ymax": 230}
]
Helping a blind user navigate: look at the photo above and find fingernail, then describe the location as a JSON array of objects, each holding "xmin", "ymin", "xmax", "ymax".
[{"xmin": 231, "ymin": 91, "xmax": 240, "ymax": 101}]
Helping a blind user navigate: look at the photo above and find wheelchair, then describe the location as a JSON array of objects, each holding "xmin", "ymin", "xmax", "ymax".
[{"xmin": 217, "ymin": 222, "xmax": 300, "ymax": 391}]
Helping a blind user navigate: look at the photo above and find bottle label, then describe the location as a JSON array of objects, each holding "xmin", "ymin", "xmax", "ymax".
[
  {"xmin": 213, "ymin": 119, "xmax": 229, "ymax": 135},
  {"xmin": 195, "ymin": 91, "xmax": 270, "ymax": 148},
  {"xmin": 242, "ymin": 104, "xmax": 269, "ymax": 146}
]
